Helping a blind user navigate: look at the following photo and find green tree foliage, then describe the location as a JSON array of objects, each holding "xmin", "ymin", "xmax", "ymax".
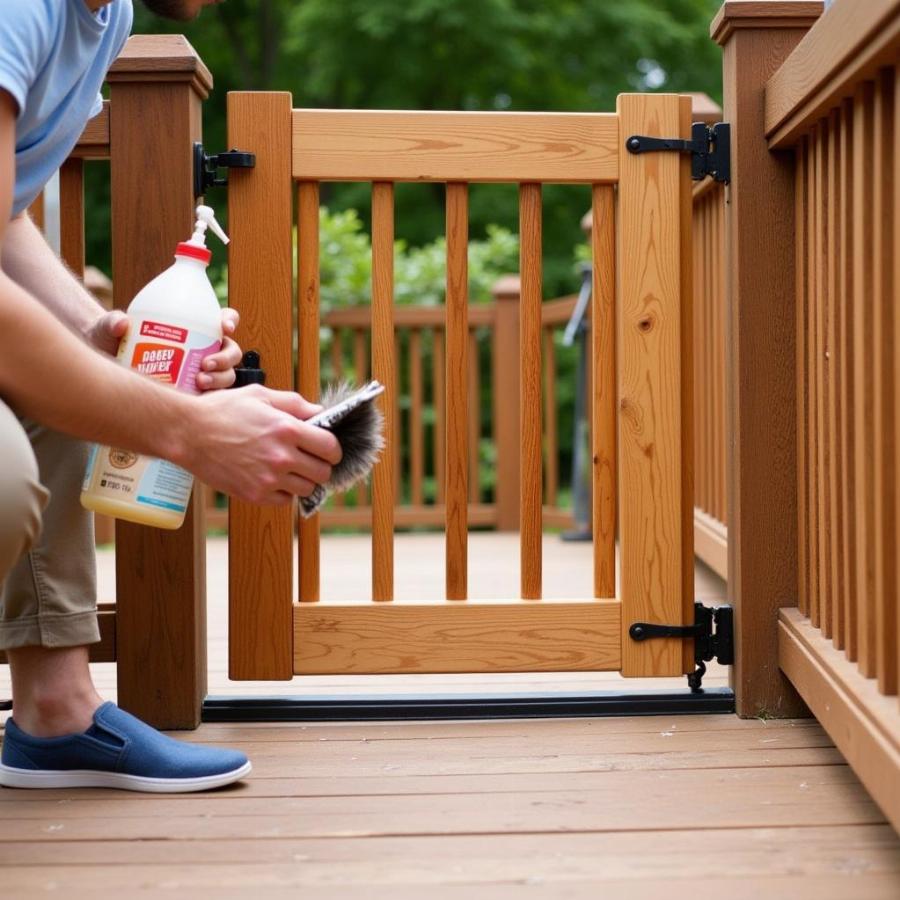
[{"xmin": 87, "ymin": 0, "xmax": 721, "ymax": 294}]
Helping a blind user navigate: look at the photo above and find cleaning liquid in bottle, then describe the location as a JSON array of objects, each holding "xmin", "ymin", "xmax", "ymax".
[{"xmin": 80, "ymin": 205, "xmax": 229, "ymax": 529}]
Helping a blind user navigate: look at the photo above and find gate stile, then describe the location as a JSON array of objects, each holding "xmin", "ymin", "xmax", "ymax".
[{"xmin": 227, "ymin": 94, "xmax": 694, "ymax": 681}]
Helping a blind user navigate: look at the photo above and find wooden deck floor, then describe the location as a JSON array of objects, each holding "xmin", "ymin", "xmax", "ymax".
[{"xmin": 2, "ymin": 535, "xmax": 899, "ymax": 896}]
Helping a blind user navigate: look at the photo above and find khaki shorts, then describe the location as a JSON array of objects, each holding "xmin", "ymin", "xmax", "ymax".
[{"xmin": 0, "ymin": 397, "xmax": 99, "ymax": 650}]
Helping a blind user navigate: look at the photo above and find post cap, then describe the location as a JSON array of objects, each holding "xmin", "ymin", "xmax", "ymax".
[
  {"xmin": 490, "ymin": 274, "xmax": 521, "ymax": 300},
  {"xmin": 107, "ymin": 34, "xmax": 213, "ymax": 98},
  {"xmin": 711, "ymin": 1, "xmax": 824, "ymax": 46}
]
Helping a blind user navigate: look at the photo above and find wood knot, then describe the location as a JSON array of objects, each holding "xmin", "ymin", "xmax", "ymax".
[{"xmin": 638, "ymin": 317, "xmax": 653, "ymax": 333}]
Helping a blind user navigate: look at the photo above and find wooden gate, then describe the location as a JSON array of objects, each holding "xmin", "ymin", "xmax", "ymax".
[{"xmin": 226, "ymin": 93, "xmax": 694, "ymax": 682}]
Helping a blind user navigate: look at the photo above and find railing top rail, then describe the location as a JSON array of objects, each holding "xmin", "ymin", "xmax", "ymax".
[
  {"xmin": 764, "ymin": 0, "xmax": 900, "ymax": 147},
  {"xmin": 291, "ymin": 108, "xmax": 620, "ymax": 183}
]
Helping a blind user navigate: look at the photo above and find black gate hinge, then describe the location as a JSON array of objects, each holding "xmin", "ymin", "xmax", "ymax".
[
  {"xmin": 629, "ymin": 602, "xmax": 734, "ymax": 693},
  {"xmin": 625, "ymin": 122, "xmax": 730, "ymax": 184},
  {"xmin": 193, "ymin": 142, "xmax": 256, "ymax": 198}
]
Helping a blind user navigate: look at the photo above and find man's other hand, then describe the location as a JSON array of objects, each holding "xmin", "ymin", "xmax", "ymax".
[{"xmin": 86, "ymin": 307, "xmax": 243, "ymax": 390}]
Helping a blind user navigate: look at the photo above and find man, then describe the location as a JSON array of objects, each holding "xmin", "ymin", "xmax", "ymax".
[{"xmin": 0, "ymin": 0, "xmax": 340, "ymax": 791}]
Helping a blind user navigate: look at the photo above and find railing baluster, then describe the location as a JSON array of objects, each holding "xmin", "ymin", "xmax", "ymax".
[
  {"xmin": 353, "ymin": 327, "xmax": 369, "ymax": 507},
  {"xmin": 794, "ymin": 138, "xmax": 811, "ymax": 616},
  {"xmin": 468, "ymin": 329, "xmax": 480, "ymax": 505},
  {"xmin": 827, "ymin": 109, "xmax": 842, "ymax": 647},
  {"xmin": 816, "ymin": 119, "xmax": 831, "ymax": 638},
  {"xmin": 372, "ymin": 182, "xmax": 395, "ymax": 601},
  {"xmin": 840, "ymin": 99, "xmax": 856, "ymax": 660},
  {"xmin": 330, "ymin": 326, "xmax": 346, "ymax": 508},
  {"xmin": 433, "ymin": 328, "xmax": 446, "ymax": 505},
  {"xmin": 592, "ymin": 184, "xmax": 616, "ymax": 599},
  {"xmin": 872, "ymin": 70, "xmax": 896, "ymax": 695},
  {"xmin": 410, "ymin": 328, "xmax": 424, "ymax": 506},
  {"xmin": 59, "ymin": 159, "xmax": 85, "ymax": 276},
  {"xmin": 298, "ymin": 181, "xmax": 321, "ymax": 602},
  {"xmin": 445, "ymin": 182, "xmax": 468, "ymax": 599},
  {"xmin": 519, "ymin": 183, "xmax": 542, "ymax": 599},
  {"xmin": 807, "ymin": 126, "xmax": 820, "ymax": 629},
  {"xmin": 542, "ymin": 327, "xmax": 557, "ymax": 509},
  {"xmin": 853, "ymin": 84, "xmax": 876, "ymax": 672}
]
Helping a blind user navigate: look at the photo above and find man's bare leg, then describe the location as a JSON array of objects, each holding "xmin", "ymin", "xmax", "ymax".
[{"xmin": 6, "ymin": 645, "xmax": 102, "ymax": 737}]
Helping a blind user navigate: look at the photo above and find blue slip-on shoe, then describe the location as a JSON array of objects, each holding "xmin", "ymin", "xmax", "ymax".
[{"xmin": 0, "ymin": 701, "xmax": 251, "ymax": 792}]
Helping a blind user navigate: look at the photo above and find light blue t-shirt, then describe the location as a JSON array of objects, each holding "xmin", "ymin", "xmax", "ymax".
[{"xmin": 0, "ymin": 0, "xmax": 133, "ymax": 217}]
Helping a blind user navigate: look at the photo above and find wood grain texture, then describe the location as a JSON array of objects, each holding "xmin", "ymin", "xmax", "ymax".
[
  {"xmin": 445, "ymin": 184, "xmax": 468, "ymax": 599},
  {"xmin": 371, "ymin": 182, "xmax": 395, "ymax": 601},
  {"xmin": 519, "ymin": 183, "xmax": 543, "ymax": 600},
  {"xmin": 294, "ymin": 599, "xmax": 621, "ymax": 674},
  {"xmin": 779, "ymin": 607, "xmax": 900, "ymax": 833},
  {"xmin": 717, "ymin": 21, "xmax": 811, "ymax": 717},
  {"xmin": 292, "ymin": 110, "xmax": 619, "ymax": 183},
  {"xmin": 298, "ymin": 181, "xmax": 322, "ymax": 603},
  {"xmin": 766, "ymin": 0, "xmax": 900, "ymax": 146},
  {"xmin": 591, "ymin": 184, "xmax": 616, "ymax": 598},
  {"xmin": 226, "ymin": 92, "xmax": 294, "ymax": 680},
  {"xmin": 852, "ymin": 83, "xmax": 876, "ymax": 677},
  {"xmin": 616, "ymin": 94, "xmax": 686, "ymax": 677},
  {"xmin": 491, "ymin": 277, "xmax": 521, "ymax": 531},
  {"xmin": 872, "ymin": 70, "xmax": 896, "ymax": 696},
  {"xmin": 107, "ymin": 55, "xmax": 209, "ymax": 728}
]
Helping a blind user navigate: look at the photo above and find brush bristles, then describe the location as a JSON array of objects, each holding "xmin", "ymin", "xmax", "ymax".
[{"xmin": 319, "ymin": 380, "xmax": 386, "ymax": 490}]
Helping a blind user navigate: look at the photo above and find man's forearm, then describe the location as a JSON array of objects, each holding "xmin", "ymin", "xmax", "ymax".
[
  {"xmin": 1, "ymin": 211, "xmax": 106, "ymax": 338},
  {"xmin": 0, "ymin": 271, "xmax": 192, "ymax": 463}
]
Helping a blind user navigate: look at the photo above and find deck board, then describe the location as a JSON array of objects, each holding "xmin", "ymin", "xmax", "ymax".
[{"xmin": 2, "ymin": 536, "xmax": 899, "ymax": 894}]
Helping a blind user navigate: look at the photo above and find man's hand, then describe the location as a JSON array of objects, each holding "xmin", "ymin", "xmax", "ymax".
[
  {"xmin": 180, "ymin": 385, "xmax": 343, "ymax": 504},
  {"xmin": 86, "ymin": 307, "xmax": 243, "ymax": 390}
]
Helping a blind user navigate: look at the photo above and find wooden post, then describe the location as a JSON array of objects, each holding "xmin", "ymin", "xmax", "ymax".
[
  {"xmin": 107, "ymin": 35, "xmax": 213, "ymax": 729},
  {"xmin": 712, "ymin": 1, "xmax": 823, "ymax": 717},
  {"xmin": 491, "ymin": 275, "xmax": 522, "ymax": 532}
]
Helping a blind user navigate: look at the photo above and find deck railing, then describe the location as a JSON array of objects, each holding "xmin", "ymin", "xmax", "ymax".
[{"xmin": 715, "ymin": 0, "xmax": 900, "ymax": 831}]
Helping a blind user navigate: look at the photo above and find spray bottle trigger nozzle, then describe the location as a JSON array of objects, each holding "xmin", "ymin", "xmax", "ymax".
[{"xmin": 194, "ymin": 204, "xmax": 230, "ymax": 246}]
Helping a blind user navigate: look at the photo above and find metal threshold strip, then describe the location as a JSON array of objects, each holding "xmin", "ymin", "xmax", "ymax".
[{"xmin": 201, "ymin": 688, "xmax": 735, "ymax": 722}]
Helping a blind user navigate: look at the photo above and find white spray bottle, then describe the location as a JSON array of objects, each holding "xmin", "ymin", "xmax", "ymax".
[{"xmin": 81, "ymin": 205, "xmax": 229, "ymax": 529}]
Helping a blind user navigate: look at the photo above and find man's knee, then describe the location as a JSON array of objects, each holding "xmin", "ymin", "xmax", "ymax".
[{"xmin": 0, "ymin": 408, "xmax": 48, "ymax": 578}]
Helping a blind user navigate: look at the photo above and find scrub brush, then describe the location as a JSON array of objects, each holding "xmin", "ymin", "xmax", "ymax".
[{"xmin": 299, "ymin": 379, "xmax": 386, "ymax": 517}]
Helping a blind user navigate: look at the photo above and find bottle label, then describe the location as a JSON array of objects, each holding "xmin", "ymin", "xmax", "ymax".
[{"xmin": 83, "ymin": 315, "xmax": 222, "ymax": 517}]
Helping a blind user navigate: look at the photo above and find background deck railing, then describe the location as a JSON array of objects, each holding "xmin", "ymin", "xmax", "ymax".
[
  {"xmin": 715, "ymin": 0, "xmax": 900, "ymax": 831},
  {"xmin": 315, "ymin": 279, "xmax": 579, "ymax": 533}
]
